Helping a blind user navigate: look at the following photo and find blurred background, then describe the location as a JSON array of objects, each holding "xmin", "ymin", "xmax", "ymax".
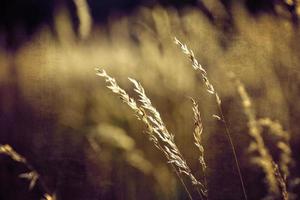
[{"xmin": 0, "ymin": 0, "xmax": 300, "ymax": 199}]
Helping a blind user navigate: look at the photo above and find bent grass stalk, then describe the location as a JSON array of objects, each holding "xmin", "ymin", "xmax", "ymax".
[
  {"xmin": 232, "ymin": 75, "xmax": 279, "ymax": 195},
  {"xmin": 231, "ymin": 74, "xmax": 293, "ymax": 199},
  {"xmin": 0, "ymin": 144, "xmax": 55, "ymax": 200},
  {"xmin": 174, "ymin": 37, "xmax": 248, "ymax": 200},
  {"xmin": 96, "ymin": 68, "xmax": 207, "ymax": 199},
  {"xmin": 258, "ymin": 118, "xmax": 292, "ymax": 179}
]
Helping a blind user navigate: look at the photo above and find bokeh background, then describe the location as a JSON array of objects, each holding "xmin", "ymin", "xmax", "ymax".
[{"xmin": 0, "ymin": 0, "xmax": 300, "ymax": 199}]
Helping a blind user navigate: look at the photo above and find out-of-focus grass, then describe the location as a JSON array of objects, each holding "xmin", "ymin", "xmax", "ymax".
[{"xmin": 0, "ymin": 2, "xmax": 300, "ymax": 199}]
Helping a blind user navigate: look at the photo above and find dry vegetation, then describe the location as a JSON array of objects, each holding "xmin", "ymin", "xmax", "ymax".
[{"xmin": 1, "ymin": 1, "xmax": 300, "ymax": 199}]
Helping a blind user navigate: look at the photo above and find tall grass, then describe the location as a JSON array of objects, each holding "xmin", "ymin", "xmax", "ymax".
[
  {"xmin": 174, "ymin": 37, "xmax": 248, "ymax": 200},
  {"xmin": 96, "ymin": 69, "xmax": 207, "ymax": 199},
  {"xmin": 1, "ymin": 2, "xmax": 300, "ymax": 199},
  {"xmin": 97, "ymin": 37, "xmax": 298, "ymax": 200}
]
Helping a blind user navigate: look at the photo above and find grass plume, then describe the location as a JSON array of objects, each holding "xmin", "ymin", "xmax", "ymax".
[
  {"xmin": 174, "ymin": 37, "xmax": 248, "ymax": 200},
  {"xmin": 273, "ymin": 162, "xmax": 289, "ymax": 200},
  {"xmin": 96, "ymin": 68, "xmax": 207, "ymax": 199},
  {"xmin": 231, "ymin": 75, "xmax": 279, "ymax": 195},
  {"xmin": 258, "ymin": 118, "xmax": 293, "ymax": 179},
  {"xmin": 191, "ymin": 98, "xmax": 206, "ymax": 172},
  {"xmin": 190, "ymin": 98, "xmax": 208, "ymax": 194},
  {"xmin": 0, "ymin": 144, "xmax": 55, "ymax": 200},
  {"xmin": 231, "ymin": 73, "xmax": 296, "ymax": 199}
]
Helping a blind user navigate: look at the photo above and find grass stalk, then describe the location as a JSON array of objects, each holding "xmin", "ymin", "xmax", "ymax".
[
  {"xmin": 174, "ymin": 37, "xmax": 248, "ymax": 200},
  {"xmin": 96, "ymin": 68, "xmax": 207, "ymax": 199}
]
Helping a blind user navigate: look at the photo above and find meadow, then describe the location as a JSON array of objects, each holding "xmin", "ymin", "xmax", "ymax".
[{"xmin": 0, "ymin": 1, "xmax": 300, "ymax": 199}]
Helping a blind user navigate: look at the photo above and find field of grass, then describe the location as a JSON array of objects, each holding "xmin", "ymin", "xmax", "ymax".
[{"xmin": 0, "ymin": 1, "xmax": 300, "ymax": 199}]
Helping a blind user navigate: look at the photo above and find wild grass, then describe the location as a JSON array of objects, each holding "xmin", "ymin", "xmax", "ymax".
[
  {"xmin": 273, "ymin": 162, "xmax": 289, "ymax": 200},
  {"xmin": 0, "ymin": 144, "xmax": 56, "ymax": 200},
  {"xmin": 231, "ymin": 74, "xmax": 298, "ymax": 199},
  {"xmin": 191, "ymin": 98, "xmax": 206, "ymax": 179},
  {"xmin": 97, "ymin": 37, "xmax": 298, "ymax": 200},
  {"xmin": 1, "ymin": 1, "xmax": 300, "ymax": 199},
  {"xmin": 174, "ymin": 37, "xmax": 248, "ymax": 200},
  {"xmin": 88, "ymin": 123, "xmax": 153, "ymax": 174},
  {"xmin": 96, "ymin": 68, "xmax": 207, "ymax": 199},
  {"xmin": 232, "ymin": 74, "xmax": 279, "ymax": 195}
]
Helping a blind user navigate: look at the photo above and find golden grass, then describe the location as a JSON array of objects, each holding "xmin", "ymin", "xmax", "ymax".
[
  {"xmin": 88, "ymin": 123, "xmax": 153, "ymax": 174},
  {"xmin": 174, "ymin": 37, "xmax": 248, "ymax": 200},
  {"xmin": 96, "ymin": 69, "xmax": 207, "ymax": 199},
  {"xmin": 0, "ymin": 144, "xmax": 56, "ymax": 200},
  {"xmin": 191, "ymin": 98, "xmax": 206, "ymax": 173},
  {"xmin": 1, "ymin": 2, "xmax": 300, "ymax": 199},
  {"xmin": 97, "ymin": 35, "xmax": 298, "ymax": 199},
  {"xmin": 273, "ymin": 162, "xmax": 289, "ymax": 200},
  {"xmin": 230, "ymin": 73, "xmax": 297, "ymax": 199},
  {"xmin": 232, "ymin": 75, "xmax": 279, "ymax": 195}
]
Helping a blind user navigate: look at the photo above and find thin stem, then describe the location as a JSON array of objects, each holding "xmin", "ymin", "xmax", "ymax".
[
  {"xmin": 155, "ymin": 141, "xmax": 194, "ymax": 200},
  {"xmin": 196, "ymin": 187, "xmax": 205, "ymax": 200},
  {"xmin": 174, "ymin": 38, "xmax": 246, "ymax": 200},
  {"xmin": 171, "ymin": 164, "xmax": 194, "ymax": 200},
  {"xmin": 203, "ymin": 173, "xmax": 208, "ymax": 199},
  {"xmin": 217, "ymin": 104, "xmax": 248, "ymax": 200}
]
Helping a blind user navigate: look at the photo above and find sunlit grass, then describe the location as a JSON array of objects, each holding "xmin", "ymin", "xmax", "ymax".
[{"xmin": 0, "ymin": 2, "xmax": 299, "ymax": 199}]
